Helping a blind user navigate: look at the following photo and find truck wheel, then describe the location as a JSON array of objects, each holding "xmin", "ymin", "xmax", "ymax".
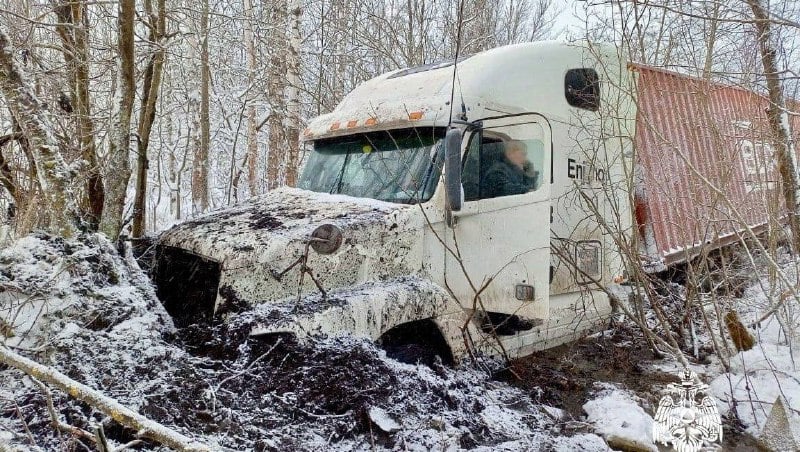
[
  {"xmin": 378, "ymin": 319, "xmax": 454, "ymax": 367},
  {"xmin": 384, "ymin": 343, "xmax": 440, "ymax": 367}
]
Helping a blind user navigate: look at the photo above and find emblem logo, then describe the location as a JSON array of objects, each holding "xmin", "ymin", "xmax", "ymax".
[{"xmin": 653, "ymin": 369, "xmax": 723, "ymax": 452}]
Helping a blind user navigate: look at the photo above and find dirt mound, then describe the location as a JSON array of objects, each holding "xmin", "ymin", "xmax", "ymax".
[
  {"xmin": 139, "ymin": 333, "xmax": 402, "ymax": 449},
  {"xmin": 0, "ymin": 233, "xmax": 607, "ymax": 451}
]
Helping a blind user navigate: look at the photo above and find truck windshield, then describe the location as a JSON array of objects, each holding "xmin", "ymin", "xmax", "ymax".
[{"xmin": 298, "ymin": 128, "xmax": 444, "ymax": 204}]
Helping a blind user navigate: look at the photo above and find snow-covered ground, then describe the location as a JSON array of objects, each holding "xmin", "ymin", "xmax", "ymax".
[
  {"xmin": 646, "ymin": 250, "xmax": 800, "ymax": 450},
  {"xmin": 709, "ymin": 261, "xmax": 800, "ymax": 449},
  {"xmin": 1, "ymin": 233, "xmax": 798, "ymax": 451},
  {"xmin": 0, "ymin": 233, "xmax": 612, "ymax": 451},
  {"xmin": 583, "ymin": 383, "xmax": 657, "ymax": 452}
]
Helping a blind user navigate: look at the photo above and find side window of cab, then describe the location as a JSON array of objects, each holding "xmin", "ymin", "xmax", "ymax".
[
  {"xmin": 565, "ymin": 68, "xmax": 600, "ymax": 111},
  {"xmin": 462, "ymin": 132, "xmax": 543, "ymax": 201}
]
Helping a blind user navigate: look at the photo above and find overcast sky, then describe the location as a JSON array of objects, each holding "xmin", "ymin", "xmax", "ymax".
[{"xmin": 552, "ymin": 0, "xmax": 595, "ymax": 39}]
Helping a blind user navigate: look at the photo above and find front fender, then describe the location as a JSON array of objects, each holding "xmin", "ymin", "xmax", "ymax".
[{"xmin": 245, "ymin": 276, "xmax": 464, "ymax": 343}]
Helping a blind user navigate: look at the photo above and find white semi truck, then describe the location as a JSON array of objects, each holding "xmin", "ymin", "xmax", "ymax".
[{"xmin": 154, "ymin": 41, "xmax": 638, "ymax": 363}]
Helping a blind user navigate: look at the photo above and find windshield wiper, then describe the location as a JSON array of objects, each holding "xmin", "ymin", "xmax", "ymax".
[{"xmin": 328, "ymin": 151, "xmax": 351, "ymax": 194}]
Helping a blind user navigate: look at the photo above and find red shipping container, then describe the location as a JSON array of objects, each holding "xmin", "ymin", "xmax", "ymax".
[{"xmin": 631, "ymin": 64, "xmax": 800, "ymax": 267}]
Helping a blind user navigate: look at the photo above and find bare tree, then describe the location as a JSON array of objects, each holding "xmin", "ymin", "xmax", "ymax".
[
  {"xmin": 99, "ymin": 0, "xmax": 136, "ymax": 239},
  {"xmin": 191, "ymin": 0, "xmax": 211, "ymax": 213},
  {"xmin": 285, "ymin": 0, "xmax": 302, "ymax": 187},
  {"xmin": 0, "ymin": 0, "xmax": 564, "ymax": 235},
  {"xmin": 0, "ymin": 27, "xmax": 77, "ymax": 237},
  {"xmin": 266, "ymin": 0, "xmax": 288, "ymax": 190},
  {"xmin": 132, "ymin": 0, "xmax": 168, "ymax": 238},
  {"xmin": 746, "ymin": 0, "xmax": 800, "ymax": 253},
  {"xmin": 53, "ymin": 0, "xmax": 104, "ymax": 228},
  {"xmin": 243, "ymin": 0, "xmax": 259, "ymax": 196}
]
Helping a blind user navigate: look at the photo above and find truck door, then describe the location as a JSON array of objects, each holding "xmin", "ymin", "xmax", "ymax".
[{"xmin": 445, "ymin": 113, "xmax": 551, "ymax": 342}]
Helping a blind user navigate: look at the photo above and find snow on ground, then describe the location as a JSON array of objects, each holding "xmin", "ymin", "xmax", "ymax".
[
  {"xmin": 708, "ymin": 258, "xmax": 800, "ymax": 447},
  {"xmin": 641, "ymin": 249, "xmax": 800, "ymax": 449},
  {"xmin": 5, "ymin": 232, "xmax": 796, "ymax": 451},
  {"xmin": 0, "ymin": 233, "xmax": 610, "ymax": 451},
  {"xmin": 0, "ymin": 233, "xmax": 173, "ymax": 349},
  {"xmin": 582, "ymin": 383, "xmax": 657, "ymax": 452}
]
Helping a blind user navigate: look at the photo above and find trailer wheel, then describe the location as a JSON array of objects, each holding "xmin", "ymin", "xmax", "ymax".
[{"xmin": 378, "ymin": 319, "xmax": 454, "ymax": 367}]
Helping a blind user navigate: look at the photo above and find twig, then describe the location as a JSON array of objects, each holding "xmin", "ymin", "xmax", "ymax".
[
  {"xmin": 31, "ymin": 377, "xmax": 95, "ymax": 443},
  {"xmin": 215, "ymin": 337, "xmax": 283, "ymax": 390},
  {"xmin": 94, "ymin": 424, "xmax": 110, "ymax": 452},
  {"xmin": 11, "ymin": 400, "xmax": 36, "ymax": 447}
]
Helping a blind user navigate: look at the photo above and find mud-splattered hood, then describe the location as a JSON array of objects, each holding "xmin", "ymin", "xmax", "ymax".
[
  {"xmin": 157, "ymin": 187, "xmax": 431, "ymax": 310},
  {"xmin": 159, "ymin": 187, "xmax": 413, "ymax": 255}
]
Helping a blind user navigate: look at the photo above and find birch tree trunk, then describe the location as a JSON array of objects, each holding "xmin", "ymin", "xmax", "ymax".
[
  {"xmin": 99, "ymin": 0, "xmax": 136, "ymax": 239},
  {"xmin": 244, "ymin": 0, "xmax": 259, "ymax": 196},
  {"xmin": 266, "ymin": 0, "xmax": 288, "ymax": 190},
  {"xmin": 0, "ymin": 27, "xmax": 77, "ymax": 237},
  {"xmin": 746, "ymin": 0, "xmax": 800, "ymax": 253},
  {"xmin": 192, "ymin": 0, "xmax": 210, "ymax": 213},
  {"xmin": 132, "ymin": 0, "xmax": 167, "ymax": 237},
  {"xmin": 285, "ymin": 0, "xmax": 302, "ymax": 187}
]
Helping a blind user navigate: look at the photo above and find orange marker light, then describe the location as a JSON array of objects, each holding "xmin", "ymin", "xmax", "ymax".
[
  {"xmin": 347, "ymin": 120, "xmax": 358, "ymax": 128},
  {"xmin": 408, "ymin": 111, "xmax": 424, "ymax": 121},
  {"xmin": 329, "ymin": 121, "xmax": 340, "ymax": 131},
  {"xmin": 365, "ymin": 117, "xmax": 378, "ymax": 126}
]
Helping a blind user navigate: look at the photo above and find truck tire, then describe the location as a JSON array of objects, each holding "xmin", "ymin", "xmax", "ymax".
[
  {"xmin": 378, "ymin": 319, "xmax": 454, "ymax": 367},
  {"xmin": 384, "ymin": 343, "xmax": 440, "ymax": 367}
]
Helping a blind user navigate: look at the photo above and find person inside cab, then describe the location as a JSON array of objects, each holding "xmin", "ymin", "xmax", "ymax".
[{"xmin": 484, "ymin": 139, "xmax": 539, "ymax": 198}]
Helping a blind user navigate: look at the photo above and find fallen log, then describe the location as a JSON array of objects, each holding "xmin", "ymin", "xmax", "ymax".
[{"xmin": 0, "ymin": 345, "xmax": 211, "ymax": 451}]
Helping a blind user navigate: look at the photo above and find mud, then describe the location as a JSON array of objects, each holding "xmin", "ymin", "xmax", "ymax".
[
  {"xmin": 501, "ymin": 326, "xmax": 663, "ymax": 415},
  {"xmin": 502, "ymin": 325, "xmax": 766, "ymax": 451},
  {"xmin": 216, "ymin": 284, "xmax": 253, "ymax": 318},
  {"xmin": 149, "ymin": 321, "xmax": 408, "ymax": 449},
  {"xmin": 153, "ymin": 312, "xmax": 556, "ymax": 450},
  {"xmin": 249, "ymin": 211, "xmax": 284, "ymax": 230}
]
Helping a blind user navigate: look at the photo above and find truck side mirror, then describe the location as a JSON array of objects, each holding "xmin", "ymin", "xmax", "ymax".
[{"xmin": 444, "ymin": 128, "xmax": 463, "ymax": 212}]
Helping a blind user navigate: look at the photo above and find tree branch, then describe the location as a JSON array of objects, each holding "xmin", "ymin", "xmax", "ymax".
[{"xmin": 0, "ymin": 345, "xmax": 211, "ymax": 451}]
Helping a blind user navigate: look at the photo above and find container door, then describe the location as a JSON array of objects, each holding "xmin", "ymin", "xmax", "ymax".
[{"xmin": 445, "ymin": 113, "xmax": 551, "ymax": 341}]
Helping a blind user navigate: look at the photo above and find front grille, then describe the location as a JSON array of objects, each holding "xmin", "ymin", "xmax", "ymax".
[{"xmin": 153, "ymin": 245, "xmax": 221, "ymax": 327}]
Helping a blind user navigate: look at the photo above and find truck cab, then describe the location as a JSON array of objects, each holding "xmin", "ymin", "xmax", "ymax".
[{"xmin": 154, "ymin": 41, "xmax": 636, "ymax": 362}]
